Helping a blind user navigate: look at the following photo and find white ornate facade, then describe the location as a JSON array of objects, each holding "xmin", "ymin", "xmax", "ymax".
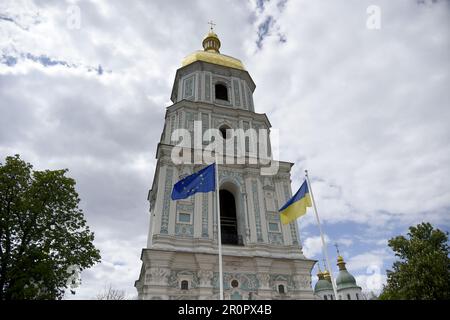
[{"xmin": 134, "ymin": 30, "xmax": 315, "ymax": 300}]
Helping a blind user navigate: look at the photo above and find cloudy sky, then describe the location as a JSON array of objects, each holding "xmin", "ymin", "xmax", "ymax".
[{"xmin": 1, "ymin": 0, "xmax": 449, "ymax": 299}]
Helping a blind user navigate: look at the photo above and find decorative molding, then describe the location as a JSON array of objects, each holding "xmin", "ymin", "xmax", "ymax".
[
  {"xmin": 198, "ymin": 270, "xmax": 214, "ymax": 287},
  {"xmin": 252, "ymin": 179, "xmax": 264, "ymax": 243},
  {"xmin": 168, "ymin": 270, "xmax": 199, "ymax": 289},
  {"xmin": 293, "ymin": 274, "xmax": 311, "ymax": 290},
  {"xmin": 268, "ymin": 232, "xmax": 283, "ymax": 245},
  {"xmin": 212, "ymin": 273, "xmax": 259, "ymax": 291},
  {"xmin": 183, "ymin": 74, "xmax": 195, "ymax": 100},
  {"xmin": 205, "ymin": 73, "xmax": 211, "ymax": 101},
  {"xmin": 185, "ymin": 111, "xmax": 195, "ymax": 134},
  {"xmin": 219, "ymin": 169, "xmax": 245, "ymax": 187},
  {"xmin": 246, "ymin": 83, "xmax": 254, "ymax": 111},
  {"xmin": 146, "ymin": 267, "xmax": 170, "ymax": 285},
  {"xmin": 160, "ymin": 167, "xmax": 173, "ymax": 234},
  {"xmin": 197, "ymin": 72, "xmax": 202, "ymax": 100},
  {"xmin": 175, "ymin": 202, "xmax": 194, "ymax": 237},
  {"xmin": 257, "ymin": 273, "xmax": 270, "ymax": 289},
  {"xmin": 269, "ymin": 274, "xmax": 295, "ymax": 291},
  {"xmin": 233, "ymin": 79, "xmax": 241, "ymax": 107},
  {"xmin": 240, "ymin": 80, "xmax": 247, "ymax": 110},
  {"xmin": 201, "ymin": 193, "xmax": 209, "ymax": 238},
  {"xmin": 212, "ymin": 75, "xmax": 231, "ymax": 87}
]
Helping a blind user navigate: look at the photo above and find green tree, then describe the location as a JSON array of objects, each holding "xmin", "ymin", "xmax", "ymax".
[
  {"xmin": 0, "ymin": 155, "xmax": 100, "ymax": 300},
  {"xmin": 380, "ymin": 222, "xmax": 450, "ymax": 300}
]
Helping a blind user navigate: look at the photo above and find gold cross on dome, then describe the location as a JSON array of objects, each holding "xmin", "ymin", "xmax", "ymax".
[
  {"xmin": 334, "ymin": 243, "xmax": 340, "ymax": 256},
  {"xmin": 208, "ymin": 20, "xmax": 216, "ymax": 31}
]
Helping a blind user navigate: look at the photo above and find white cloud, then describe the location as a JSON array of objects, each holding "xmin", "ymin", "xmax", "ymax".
[
  {"xmin": 302, "ymin": 234, "xmax": 331, "ymax": 259},
  {"xmin": 66, "ymin": 234, "xmax": 146, "ymax": 299},
  {"xmin": 249, "ymin": 0, "xmax": 450, "ymax": 228},
  {"xmin": 355, "ymin": 273, "xmax": 387, "ymax": 296},
  {"xmin": 346, "ymin": 248, "xmax": 392, "ymax": 272},
  {"xmin": 1, "ymin": 0, "xmax": 449, "ymax": 298}
]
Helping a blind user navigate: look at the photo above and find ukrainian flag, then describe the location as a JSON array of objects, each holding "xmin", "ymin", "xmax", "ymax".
[{"xmin": 279, "ymin": 180, "xmax": 312, "ymax": 224}]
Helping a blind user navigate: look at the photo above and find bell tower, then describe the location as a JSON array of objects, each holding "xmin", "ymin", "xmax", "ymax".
[{"xmin": 135, "ymin": 27, "xmax": 316, "ymax": 300}]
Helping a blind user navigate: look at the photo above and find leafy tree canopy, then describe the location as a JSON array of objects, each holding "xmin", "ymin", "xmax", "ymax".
[
  {"xmin": 380, "ymin": 222, "xmax": 450, "ymax": 300},
  {"xmin": 0, "ymin": 155, "xmax": 101, "ymax": 300}
]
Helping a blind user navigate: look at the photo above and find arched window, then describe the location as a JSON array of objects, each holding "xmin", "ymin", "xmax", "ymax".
[
  {"xmin": 356, "ymin": 293, "xmax": 359, "ymax": 300},
  {"xmin": 324, "ymin": 295, "xmax": 328, "ymax": 300},
  {"xmin": 347, "ymin": 293, "xmax": 351, "ymax": 300},
  {"xmin": 181, "ymin": 280, "xmax": 189, "ymax": 290},
  {"xmin": 330, "ymin": 294, "xmax": 334, "ymax": 300},
  {"xmin": 215, "ymin": 83, "xmax": 228, "ymax": 101},
  {"xmin": 219, "ymin": 125, "xmax": 230, "ymax": 140},
  {"xmin": 220, "ymin": 189, "xmax": 238, "ymax": 245},
  {"xmin": 278, "ymin": 284, "xmax": 285, "ymax": 294}
]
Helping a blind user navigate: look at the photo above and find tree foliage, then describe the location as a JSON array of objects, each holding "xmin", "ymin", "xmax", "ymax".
[
  {"xmin": 380, "ymin": 222, "xmax": 450, "ymax": 300},
  {"xmin": 0, "ymin": 155, "xmax": 101, "ymax": 300}
]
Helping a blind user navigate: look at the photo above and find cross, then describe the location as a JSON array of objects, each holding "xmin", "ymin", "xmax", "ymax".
[
  {"xmin": 207, "ymin": 20, "xmax": 216, "ymax": 31},
  {"xmin": 334, "ymin": 243, "xmax": 340, "ymax": 256}
]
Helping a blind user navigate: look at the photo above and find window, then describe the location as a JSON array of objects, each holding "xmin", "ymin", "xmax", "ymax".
[
  {"xmin": 177, "ymin": 212, "xmax": 191, "ymax": 224},
  {"xmin": 347, "ymin": 293, "xmax": 351, "ymax": 300},
  {"xmin": 339, "ymin": 295, "xmax": 342, "ymax": 300},
  {"xmin": 215, "ymin": 83, "xmax": 228, "ymax": 100},
  {"xmin": 356, "ymin": 293, "xmax": 359, "ymax": 300},
  {"xmin": 330, "ymin": 295, "xmax": 334, "ymax": 300},
  {"xmin": 278, "ymin": 284, "xmax": 285, "ymax": 294},
  {"xmin": 231, "ymin": 280, "xmax": 239, "ymax": 288},
  {"xmin": 324, "ymin": 295, "xmax": 328, "ymax": 300},
  {"xmin": 219, "ymin": 189, "xmax": 240, "ymax": 245},
  {"xmin": 219, "ymin": 125, "xmax": 230, "ymax": 140},
  {"xmin": 269, "ymin": 222, "xmax": 280, "ymax": 232},
  {"xmin": 181, "ymin": 280, "xmax": 189, "ymax": 290}
]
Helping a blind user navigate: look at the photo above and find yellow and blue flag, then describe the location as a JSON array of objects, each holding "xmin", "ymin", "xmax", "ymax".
[
  {"xmin": 278, "ymin": 180, "xmax": 312, "ymax": 224},
  {"xmin": 171, "ymin": 163, "xmax": 216, "ymax": 200}
]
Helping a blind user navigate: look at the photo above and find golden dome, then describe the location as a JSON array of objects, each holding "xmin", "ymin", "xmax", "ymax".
[
  {"xmin": 182, "ymin": 51, "xmax": 245, "ymax": 70},
  {"xmin": 181, "ymin": 29, "xmax": 246, "ymax": 71},
  {"xmin": 337, "ymin": 255, "xmax": 347, "ymax": 271},
  {"xmin": 203, "ymin": 31, "xmax": 221, "ymax": 53}
]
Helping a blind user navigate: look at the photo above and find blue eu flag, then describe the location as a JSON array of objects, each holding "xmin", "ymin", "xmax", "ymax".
[{"xmin": 171, "ymin": 163, "xmax": 216, "ymax": 200}]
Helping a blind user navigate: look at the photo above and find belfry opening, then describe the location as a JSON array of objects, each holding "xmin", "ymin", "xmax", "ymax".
[{"xmin": 219, "ymin": 189, "xmax": 240, "ymax": 245}]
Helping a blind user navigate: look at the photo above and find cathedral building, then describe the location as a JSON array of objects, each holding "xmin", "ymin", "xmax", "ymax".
[
  {"xmin": 134, "ymin": 28, "xmax": 316, "ymax": 300},
  {"xmin": 314, "ymin": 254, "xmax": 363, "ymax": 300}
]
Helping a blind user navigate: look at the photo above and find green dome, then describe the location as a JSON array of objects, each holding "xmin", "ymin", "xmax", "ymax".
[
  {"xmin": 335, "ymin": 256, "xmax": 360, "ymax": 290},
  {"xmin": 314, "ymin": 268, "xmax": 333, "ymax": 294},
  {"xmin": 336, "ymin": 270, "xmax": 358, "ymax": 290},
  {"xmin": 314, "ymin": 279, "xmax": 333, "ymax": 292}
]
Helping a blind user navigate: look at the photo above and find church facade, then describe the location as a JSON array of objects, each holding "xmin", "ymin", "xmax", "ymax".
[{"xmin": 134, "ymin": 29, "xmax": 316, "ymax": 300}]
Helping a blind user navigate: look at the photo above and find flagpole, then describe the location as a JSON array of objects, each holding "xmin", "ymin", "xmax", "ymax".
[
  {"xmin": 215, "ymin": 153, "xmax": 224, "ymax": 300},
  {"xmin": 304, "ymin": 170, "xmax": 338, "ymax": 299}
]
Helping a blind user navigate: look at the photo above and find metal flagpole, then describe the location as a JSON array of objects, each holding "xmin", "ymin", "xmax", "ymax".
[
  {"xmin": 304, "ymin": 170, "xmax": 338, "ymax": 299},
  {"xmin": 215, "ymin": 153, "xmax": 224, "ymax": 300}
]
